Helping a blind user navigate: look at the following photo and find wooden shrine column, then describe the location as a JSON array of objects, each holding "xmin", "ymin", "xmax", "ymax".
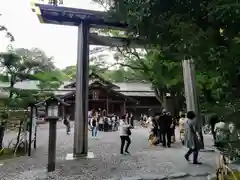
[
  {"xmin": 123, "ymin": 100, "xmax": 126, "ymax": 115},
  {"xmin": 106, "ymin": 96, "xmax": 109, "ymax": 115}
]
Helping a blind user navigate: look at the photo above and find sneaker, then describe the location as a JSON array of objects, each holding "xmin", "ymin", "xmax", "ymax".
[
  {"xmin": 184, "ymin": 155, "xmax": 189, "ymax": 161},
  {"xmin": 125, "ymin": 151, "xmax": 130, "ymax": 155}
]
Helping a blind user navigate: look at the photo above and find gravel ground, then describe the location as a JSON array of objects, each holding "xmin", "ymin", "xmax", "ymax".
[{"xmin": 0, "ymin": 123, "xmax": 217, "ymax": 180}]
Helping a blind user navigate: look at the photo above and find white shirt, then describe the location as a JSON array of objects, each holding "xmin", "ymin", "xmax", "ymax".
[
  {"xmin": 99, "ymin": 117, "xmax": 103, "ymax": 124},
  {"xmin": 119, "ymin": 119, "xmax": 130, "ymax": 136},
  {"xmin": 179, "ymin": 118, "xmax": 186, "ymax": 130},
  {"xmin": 146, "ymin": 116, "xmax": 153, "ymax": 130},
  {"xmin": 214, "ymin": 121, "xmax": 226, "ymax": 132},
  {"xmin": 88, "ymin": 111, "xmax": 92, "ymax": 118}
]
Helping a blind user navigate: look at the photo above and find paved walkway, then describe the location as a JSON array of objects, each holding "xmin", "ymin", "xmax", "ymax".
[{"xmin": 0, "ymin": 123, "xmax": 217, "ymax": 180}]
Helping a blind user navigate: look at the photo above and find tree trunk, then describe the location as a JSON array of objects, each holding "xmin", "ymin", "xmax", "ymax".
[
  {"xmin": 163, "ymin": 96, "xmax": 174, "ymax": 115},
  {"xmin": 154, "ymin": 88, "xmax": 174, "ymax": 114},
  {"xmin": 14, "ymin": 120, "xmax": 23, "ymax": 152},
  {"xmin": 0, "ymin": 126, "xmax": 5, "ymax": 149},
  {"xmin": 172, "ymin": 94, "xmax": 185, "ymax": 118}
]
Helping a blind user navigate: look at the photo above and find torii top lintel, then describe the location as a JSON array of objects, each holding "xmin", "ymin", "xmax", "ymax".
[{"xmin": 31, "ymin": 3, "xmax": 127, "ymax": 29}]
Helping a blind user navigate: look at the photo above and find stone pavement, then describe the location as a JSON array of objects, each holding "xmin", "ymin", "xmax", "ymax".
[{"xmin": 0, "ymin": 123, "xmax": 217, "ymax": 180}]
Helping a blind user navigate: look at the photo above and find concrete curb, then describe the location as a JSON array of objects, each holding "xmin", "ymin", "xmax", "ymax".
[
  {"xmin": 116, "ymin": 172, "xmax": 211, "ymax": 180},
  {"xmin": 17, "ymin": 169, "xmax": 211, "ymax": 180}
]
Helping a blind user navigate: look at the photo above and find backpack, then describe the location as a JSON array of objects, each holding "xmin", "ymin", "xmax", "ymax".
[{"xmin": 92, "ymin": 119, "xmax": 96, "ymax": 127}]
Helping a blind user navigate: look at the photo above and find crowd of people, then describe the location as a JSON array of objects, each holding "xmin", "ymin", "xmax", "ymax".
[
  {"xmin": 62, "ymin": 108, "xmax": 204, "ymax": 164},
  {"xmin": 87, "ymin": 109, "xmax": 135, "ymax": 138},
  {"xmin": 140, "ymin": 110, "xmax": 203, "ymax": 164},
  {"xmin": 141, "ymin": 109, "xmax": 176, "ymax": 148}
]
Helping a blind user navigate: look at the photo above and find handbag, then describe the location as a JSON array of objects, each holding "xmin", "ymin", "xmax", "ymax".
[{"xmin": 187, "ymin": 122, "xmax": 203, "ymax": 149}]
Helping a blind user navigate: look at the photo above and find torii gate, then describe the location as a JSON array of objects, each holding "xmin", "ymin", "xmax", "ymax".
[{"xmin": 31, "ymin": 3, "xmax": 200, "ymax": 157}]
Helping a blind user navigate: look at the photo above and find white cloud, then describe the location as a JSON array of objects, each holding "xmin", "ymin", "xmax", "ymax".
[{"xmin": 0, "ymin": 0, "xmax": 114, "ymax": 69}]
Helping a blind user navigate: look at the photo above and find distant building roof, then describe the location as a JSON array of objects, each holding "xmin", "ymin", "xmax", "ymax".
[
  {"xmin": 61, "ymin": 80, "xmax": 138, "ymax": 103},
  {"xmin": 119, "ymin": 91, "xmax": 155, "ymax": 97},
  {"xmin": 114, "ymin": 82, "xmax": 153, "ymax": 92},
  {"xmin": 0, "ymin": 81, "xmax": 72, "ymax": 97},
  {"xmin": 0, "ymin": 80, "xmax": 156, "ymax": 98},
  {"xmin": 64, "ymin": 72, "xmax": 119, "ymax": 89}
]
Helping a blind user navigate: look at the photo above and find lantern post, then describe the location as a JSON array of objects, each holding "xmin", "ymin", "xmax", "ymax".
[{"xmin": 36, "ymin": 96, "xmax": 69, "ymax": 172}]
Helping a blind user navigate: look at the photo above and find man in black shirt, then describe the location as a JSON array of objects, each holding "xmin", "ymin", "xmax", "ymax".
[{"xmin": 159, "ymin": 109, "xmax": 172, "ymax": 147}]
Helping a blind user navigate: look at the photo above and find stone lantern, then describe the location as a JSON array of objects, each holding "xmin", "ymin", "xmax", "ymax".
[{"xmin": 36, "ymin": 96, "xmax": 69, "ymax": 172}]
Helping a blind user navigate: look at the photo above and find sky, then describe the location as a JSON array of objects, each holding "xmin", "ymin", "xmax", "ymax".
[{"xmin": 0, "ymin": 0, "xmax": 114, "ymax": 69}]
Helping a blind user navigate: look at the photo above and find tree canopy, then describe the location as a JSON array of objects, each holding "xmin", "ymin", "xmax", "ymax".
[
  {"xmin": 108, "ymin": 0, "xmax": 240, "ymax": 61},
  {"xmin": 0, "ymin": 13, "xmax": 14, "ymax": 42},
  {"xmin": 0, "ymin": 47, "xmax": 66, "ymax": 149},
  {"xmin": 92, "ymin": 0, "xmax": 240, "ymax": 125},
  {"xmin": 0, "ymin": 48, "xmax": 65, "ymax": 108}
]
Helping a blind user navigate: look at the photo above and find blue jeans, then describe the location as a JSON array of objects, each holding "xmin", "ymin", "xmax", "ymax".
[{"xmin": 92, "ymin": 126, "xmax": 97, "ymax": 137}]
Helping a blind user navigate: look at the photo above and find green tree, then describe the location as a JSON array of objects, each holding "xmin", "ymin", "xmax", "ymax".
[
  {"xmin": 14, "ymin": 48, "xmax": 56, "ymax": 72},
  {"xmin": 0, "ymin": 13, "xmax": 14, "ymax": 42},
  {"xmin": 94, "ymin": 0, "xmax": 240, "ymax": 123},
  {"xmin": 61, "ymin": 65, "xmax": 76, "ymax": 80},
  {"xmin": 62, "ymin": 54, "xmax": 113, "ymax": 80},
  {"xmin": 0, "ymin": 48, "xmax": 64, "ymax": 149},
  {"xmin": 102, "ymin": 67, "xmax": 144, "ymax": 82},
  {"xmin": 114, "ymin": 47, "xmax": 184, "ymax": 115},
  {"xmin": 106, "ymin": 0, "xmax": 240, "ymax": 61}
]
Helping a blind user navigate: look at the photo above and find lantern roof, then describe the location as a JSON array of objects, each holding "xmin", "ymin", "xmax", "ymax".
[{"xmin": 35, "ymin": 95, "xmax": 70, "ymax": 107}]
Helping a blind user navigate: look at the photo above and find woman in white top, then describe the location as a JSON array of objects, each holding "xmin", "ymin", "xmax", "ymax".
[
  {"xmin": 146, "ymin": 116, "xmax": 153, "ymax": 132},
  {"xmin": 179, "ymin": 113, "xmax": 186, "ymax": 142},
  {"xmin": 119, "ymin": 114, "xmax": 131, "ymax": 155},
  {"xmin": 98, "ymin": 116, "xmax": 104, "ymax": 131}
]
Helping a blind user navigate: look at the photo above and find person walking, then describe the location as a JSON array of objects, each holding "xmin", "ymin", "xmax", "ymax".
[
  {"xmin": 119, "ymin": 114, "xmax": 131, "ymax": 155},
  {"xmin": 184, "ymin": 111, "xmax": 202, "ymax": 164},
  {"xmin": 88, "ymin": 109, "xmax": 93, "ymax": 131},
  {"xmin": 170, "ymin": 118, "xmax": 176, "ymax": 143},
  {"xmin": 159, "ymin": 109, "xmax": 172, "ymax": 147},
  {"xmin": 98, "ymin": 116, "xmax": 104, "ymax": 131},
  {"xmin": 91, "ymin": 116, "xmax": 98, "ymax": 138},
  {"xmin": 63, "ymin": 115, "xmax": 71, "ymax": 135},
  {"xmin": 209, "ymin": 114, "xmax": 218, "ymax": 142},
  {"xmin": 129, "ymin": 113, "xmax": 134, "ymax": 128}
]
